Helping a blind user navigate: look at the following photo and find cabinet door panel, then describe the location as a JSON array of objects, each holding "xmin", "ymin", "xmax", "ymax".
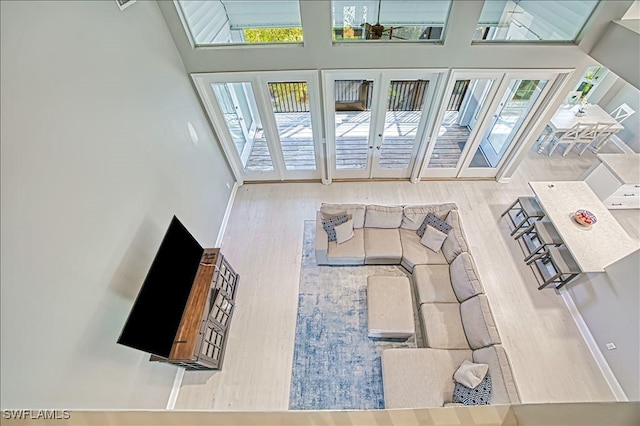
[{"xmin": 585, "ymin": 163, "xmax": 621, "ymax": 200}]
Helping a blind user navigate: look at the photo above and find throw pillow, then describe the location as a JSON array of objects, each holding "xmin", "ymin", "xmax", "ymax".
[
  {"xmin": 453, "ymin": 360, "xmax": 489, "ymax": 389},
  {"xmin": 417, "ymin": 212, "xmax": 452, "ymax": 238},
  {"xmin": 322, "ymin": 214, "xmax": 349, "ymax": 242},
  {"xmin": 452, "ymin": 375, "xmax": 492, "ymax": 406},
  {"xmin": 420, "ymin": 225, "xmax": 448, "ymax": 253},
  {"xmin": 334, "ymin": 219, "xmax": 354, "ymax": 244}
]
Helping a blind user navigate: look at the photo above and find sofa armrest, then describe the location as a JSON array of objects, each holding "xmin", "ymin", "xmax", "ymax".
[{"xmin": 315, "ymin": 211, "xmax": 329, "ymax": 265}]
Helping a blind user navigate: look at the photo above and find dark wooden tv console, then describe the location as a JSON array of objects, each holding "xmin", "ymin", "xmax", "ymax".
[{"xmin": 152, "ymin": 248, "xmax": 239, "ymax": 370}]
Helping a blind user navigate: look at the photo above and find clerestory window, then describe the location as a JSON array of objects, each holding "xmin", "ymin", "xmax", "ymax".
[
  {"xmin": 332, "ymin": 0, "xmax": 452, "ymax": 42},
  {"xmin": 176, "ymin": 0, "xmax": 303, "ymax": 46},
  {"xmin": 473, "ymin": 0, "xmax": 600, "ymax": 42}
]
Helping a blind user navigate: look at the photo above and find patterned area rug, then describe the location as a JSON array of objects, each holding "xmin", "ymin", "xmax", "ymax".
[{"xmin": 289, "ymin": 221, "xmax": 422, "ymax": 410}]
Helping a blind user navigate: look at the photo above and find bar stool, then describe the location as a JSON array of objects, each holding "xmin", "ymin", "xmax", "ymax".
[
  {"xmin": 535, "ymin": 246, "xmax": 581, "ymax": 290},
  {"xmin": 501, "ymin": 196, "xmax": 545, "ymax": 237},
  {"xmin": 515, "ymin": 220, "xmax": 564, "ymax": 264}
]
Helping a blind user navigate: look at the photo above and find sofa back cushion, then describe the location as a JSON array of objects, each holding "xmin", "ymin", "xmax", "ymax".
[
  {"xmin": 450, "ymin": 252, "xmax": 484, "ymax": 302},
  {"xmin": 460, "ymin": 294, "xmax": 501, "ymax": 349},
  {"xmin": 365, "ymin": 205, "xmax": 403, "ymax": 228},
  {"xmin": 473, "ymin": 345, "xmax": 520, "ymax": 404},
  {"xmin": 401, "ymin": 203, "xmax": 458, "ymax": 231},
  {"xmin": 321, "ymin": 203, "xmax": 366, "ymax": 229},
  {"xmin": 441, "ymin": 210, "xmax": 469, "ymax": 263}
]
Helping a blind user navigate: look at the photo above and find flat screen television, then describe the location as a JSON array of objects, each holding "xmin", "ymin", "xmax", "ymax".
[{"xmin": 117, "ymin": 216, "xmax": 204, "ymax": 358}]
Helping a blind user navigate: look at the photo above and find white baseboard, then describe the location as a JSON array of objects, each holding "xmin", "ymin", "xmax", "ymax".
[
  {"xmin": 166, "ymin": 182, "xmax": 239, "ymax": 410},
  {"xmin": 216, "ymin": 181, "xmax": 239, "ymax": 247},
  {"xmin": 559, "ymin": 289, "xmax": 628, "ymax": 401},
  {"xmin": 166, "ymin": 367, "xmax": 185, "ymax": 410},
  {"xmin": 610, "ymin": 135, "xmax": 635, "ymax": 154}
]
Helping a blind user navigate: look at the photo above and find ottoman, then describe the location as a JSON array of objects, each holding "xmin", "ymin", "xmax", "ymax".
[{"xmin": 367, "ymin": 276, "xmax": 415, "ymax": 339}]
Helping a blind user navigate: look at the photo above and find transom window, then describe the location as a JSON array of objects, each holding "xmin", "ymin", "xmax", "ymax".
[
  {"xmin": 176, "ymin": 0, "xmax": 303, "ymax": 46},
  {"xmin": 474, "ymin": 0, "xmax": 599, "ymax": 42},
  {"xmin": 332, "ymin": 0, "xmax": 452, "ymax": 42}
]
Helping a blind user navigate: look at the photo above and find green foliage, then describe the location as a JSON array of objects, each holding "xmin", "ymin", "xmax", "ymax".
[
  {"xmin": 513, "ymin": 80, "xmax": 540, "ymax": 101},
  {"xmin": 269, "ymin": 82, "xmax": 309, "ymax": 112},
  {"xmin": 243, "ymin": 28, "xmax": 303, "ymax": 43}
]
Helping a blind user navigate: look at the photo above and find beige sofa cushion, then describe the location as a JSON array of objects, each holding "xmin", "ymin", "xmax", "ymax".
[
  {"xmin": 365, "ymin": 205, "xmax": 403, "ymax": 228},
  {"xmin": 327, "ymin": 228, "xmax": 365, "ymax": 265},
  {"xmin": 450, "ymin": 252, "xmax": 484, "ymax": 302},
  {"xmin": 400, "ymin": 229, "xmax": 447, "ymax": 272},
  {"xmin": 321, "ymin": 203, "xmax": 366, "ymax": 229},
  {"xmin": 420, "ymin": 303, "xmax": 469, "ymax": 349},
  {"xmin": 473, "ymin": 345, "xmax": 520, "ymax": 404},
  {"xmin": 413, "ymin": 264, "xmax": 457, "ymax": 304},
  {"xmin": 401, "ymin": 203, "xmax": 459, "ymax": 231},
  {"xmin": 442, "ymin": 210, "xmax": 469, "ymax": 263},
  {"xmin": 460, "ymin": 294, "xmax": 501, "ymax": 349},
  {"xmin": 364, "ymin": 228, "xmax": 402, "ymax": 264},
  {"xmin": 382, "ymin": 348, "xmax": 472, "ymax": 408}
]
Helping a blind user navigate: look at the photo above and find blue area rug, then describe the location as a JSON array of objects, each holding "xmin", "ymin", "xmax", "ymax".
[{"xmin": 289, "ymin": 221, "xmax": 421, "ymax": 410}]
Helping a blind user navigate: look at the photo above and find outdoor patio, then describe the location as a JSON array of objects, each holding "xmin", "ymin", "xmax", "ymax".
[{"xmin": 244, "ymin": 110, "xmax": 472, "ymax": 171}]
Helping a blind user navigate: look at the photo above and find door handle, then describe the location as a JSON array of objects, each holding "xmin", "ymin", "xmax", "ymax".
[
  {"xmin": 378, "ymin": 134, "xmax": 383, "ymax": 137},
  {"xmin": 376, "ymin": 146, "xmax": 381, "ymax": 150},
  {"xmin": 369, "ymin": 146, "xmax": 373, "ymax": 149}
]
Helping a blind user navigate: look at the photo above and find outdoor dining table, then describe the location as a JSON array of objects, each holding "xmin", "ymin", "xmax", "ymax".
[{"xmin": 528, "ymin": 181, "xmax": 638, "ymax": 273}]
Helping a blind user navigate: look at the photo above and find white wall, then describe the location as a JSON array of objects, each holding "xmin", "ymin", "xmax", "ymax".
[
  {"xmin": 156, "ymin": 0, "xmax": 633, "ymax": 73},
  {"xmin": 622, "ymin": 1, "xmax": 640, "ymax": 20},
  {"xmin": 567, "ymin": 250, "xmax": 640, "ymax": 400},
  {"xmin": 589, "ymin": 20, "xmax": 640, "ymax": 91},
  {"xmin": 0, "ymin": 0, "xmax": 234, "ymax": 409},
  {"xmin": 597, "ymin": 78, "xmax": 640, "ymax": 152}
]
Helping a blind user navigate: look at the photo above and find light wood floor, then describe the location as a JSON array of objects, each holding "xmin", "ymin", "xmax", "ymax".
[{"xmin": 175, "ymin": 144, "xmax": 638, "ymax": 410}]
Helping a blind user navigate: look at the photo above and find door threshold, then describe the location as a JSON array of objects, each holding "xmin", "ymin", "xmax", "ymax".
[
  {"xmin": 420, "ymin": 177, "xmax": 494, "ymax": 181},
  {"xmin": 243, "ymin": 179, "xmax": 323, "ymax": 184},
  {"xmin": 331, "ymin": 178, "xmax": 411, "ymax": 182}
]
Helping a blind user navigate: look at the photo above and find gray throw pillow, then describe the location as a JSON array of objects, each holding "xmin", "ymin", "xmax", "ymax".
[
  {"xmin": 417, "ymin": 212, "xmax": 452, "ymax": 237},
  {"xmin": 452, "ymin": 375, "xmax": 492, "ymax": 406},
  {"xmin": 322, "ymin": 215, "xmax": 349, "ymax": 242}
]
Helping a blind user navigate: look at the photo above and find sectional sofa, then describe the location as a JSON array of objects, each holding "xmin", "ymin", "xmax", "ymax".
[{"xmin": 314, "ymin": 202, "xmax": 521, "ymax": 408}]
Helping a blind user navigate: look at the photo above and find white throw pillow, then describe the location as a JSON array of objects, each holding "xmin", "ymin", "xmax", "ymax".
[
  {"xmin": 453, "ymin": 360, "xmax": 489, "ymax": 389},
  {"xmin": 420, "ymin": 225, "xmax": 447, "ymax": 253},
  {"xmin": 334, "ymin": 219, "xmax": 354, "ymax": 244}
]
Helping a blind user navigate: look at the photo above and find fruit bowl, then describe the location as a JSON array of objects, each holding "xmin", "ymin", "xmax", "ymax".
[{"xmin": 575, "ymin": 209, "xmax": 597, "ymax": 226}]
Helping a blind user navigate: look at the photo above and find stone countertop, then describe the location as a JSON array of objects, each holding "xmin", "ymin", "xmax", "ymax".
[
  {"xmin": 597, "ymin": 153, "xmax": 640, "ymax": 184},
  {"xmin": 529, "ymin": 181, "xmax": 638, "ymax": 272}
]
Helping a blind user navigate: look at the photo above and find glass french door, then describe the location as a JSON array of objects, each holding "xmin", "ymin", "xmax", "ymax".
[
  {"xmin": 422, "ymin": 71, "xmax": 503, "ymax": 178},
  {"xmin": 457, "ymin": 73, "xmax": 554, "ymax": 177},
  {"xmin": 192, "ymin": 71, "xmax": 324, "ymax": 182},
  {"xmin": 211, "ymin": 81, "xmax": 271, "ymax": 172},
  {"xmin": 422, "ymin": 71, "xmax": 558, "ymax": 179},
  {"xmin": 323, "ymin": 70, "xmax": 440, "ymax": 180}
]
